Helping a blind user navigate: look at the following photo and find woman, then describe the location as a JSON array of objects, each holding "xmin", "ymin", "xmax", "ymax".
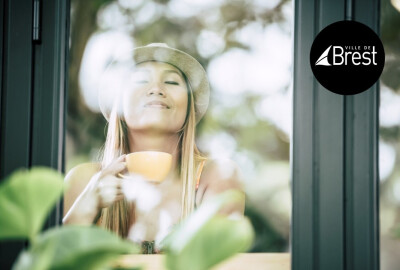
[{"xmin": 63, "ymin": 43, "xmax": 245, "ymax": 252}]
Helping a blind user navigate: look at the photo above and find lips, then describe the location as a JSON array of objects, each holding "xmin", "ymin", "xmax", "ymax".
[{"xmin": 144, "ymin": 100, "xmax": 170, "ymax": 109}]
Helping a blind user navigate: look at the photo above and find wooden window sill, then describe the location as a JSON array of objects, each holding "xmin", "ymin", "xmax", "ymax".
[{"xmin": 115, "ymin": 253, "xmax": 290, "ymax": 270}]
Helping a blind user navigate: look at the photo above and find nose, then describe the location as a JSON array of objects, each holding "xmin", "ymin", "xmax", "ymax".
[{"xmin": 147, "ymin": 82, "xmax": 166, "ymax": 97}]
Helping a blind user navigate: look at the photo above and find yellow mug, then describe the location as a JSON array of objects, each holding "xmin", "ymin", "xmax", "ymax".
[{"xmin": 126, "ymin": 151, "xmax": 172, "ymax": 182}]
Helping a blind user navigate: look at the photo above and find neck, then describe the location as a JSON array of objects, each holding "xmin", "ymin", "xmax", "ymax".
[{"xmin": 128, "ymin": 130, "xmax": 182, "ymax": 178}]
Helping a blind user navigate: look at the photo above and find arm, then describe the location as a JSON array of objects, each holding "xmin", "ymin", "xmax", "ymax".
[
  {"xmin": 63, "ymin": 163, "xmax": 101, "ymax": 225},
  {"xmin": 195, "ymin": 159, "xmax": 245, "ymax": 215}
]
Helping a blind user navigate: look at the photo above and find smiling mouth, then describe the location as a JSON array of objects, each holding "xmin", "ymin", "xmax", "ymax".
[
  {"xmin": 144, "ymin": 101, "xmax": 170, "ymax": 109},
  {"xmin": 145, "ymin": 104, "xmax": 169, "ymax": 109}
]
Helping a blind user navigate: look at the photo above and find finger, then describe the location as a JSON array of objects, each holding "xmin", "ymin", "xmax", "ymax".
[
  {"xmin": 120, "ymin": 167, "xmax": 129, "ymax": 175},
  {"xmin": 98, "ymin": 185, "xmax": 120, "ymax": 194},
  {"xmin": 101, "ymin": 189, "xmax": 124, "ymax": 202},
  {"xmin": 115, "ymin": 194, "xmax": 125, "ymax": 201},
  {"xmin": 98, "ymin": 178, "xmax": 118, "ymax": 189},
  {"xmin": 111, "ymin": 155, "xmax": 126, "ymax": 167},
  {"xmin": 102, "ymin": 162, "xmax": 127, "ymax": 176},
  {"xmin": 101, "ymin": 175, "xmax": 123, "ymax": 183},
  {"xmin": 117, "ymin": 154, "xmax": 126, "ymax": 162}
]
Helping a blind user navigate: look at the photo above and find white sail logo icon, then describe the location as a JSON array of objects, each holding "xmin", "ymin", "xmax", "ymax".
[{"xmin": 315, "ymin": 45, "xmax": 332, "ymax": 66}]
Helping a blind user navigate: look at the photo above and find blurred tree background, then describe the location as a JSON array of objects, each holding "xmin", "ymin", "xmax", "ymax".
[
  {"xmin": 379, "ymin": 0, "xmax": 400, "ymax": 269},
  {"xmin": 67, "ymin": 0, "xmax": 292, "ymax": 252}
]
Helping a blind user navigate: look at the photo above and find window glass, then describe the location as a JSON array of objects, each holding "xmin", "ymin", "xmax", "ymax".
[
  {"xmin": 66, "ymin": 0, "xmax": 292, "ymax": 252},
  {"xmin": 379, "ymin": 0, "xmax": 400, "ymax": 268}
]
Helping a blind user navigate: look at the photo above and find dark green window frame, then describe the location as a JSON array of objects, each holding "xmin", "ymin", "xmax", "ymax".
[
  {"xmin": 292, "ymin": 0, "xmax": 380, "ymax": 270},
  {"xmin": 0, "ymin": 0, "xmax": 69, "ymax": 267}
]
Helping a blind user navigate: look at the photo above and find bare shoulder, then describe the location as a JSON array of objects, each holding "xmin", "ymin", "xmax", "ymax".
[
  {"xmin": 65, "ymin": 162, "xmax": 101, "ymax": 188},
  {"xmin": 196, "ymin": 158, "xmax": 245, "ymax": 214},
  {"xmin": 199, "ymin": 158, "xmax": 243, "ymax": 189},
  {"xmin": 63, "ymin": 162, "xmax": 101, "ymax": 216}
]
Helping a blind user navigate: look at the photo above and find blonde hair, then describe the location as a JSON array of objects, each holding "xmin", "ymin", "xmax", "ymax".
[{"xmin": 97, "ymin": 77, "xmax": 206, "ymax": 238}]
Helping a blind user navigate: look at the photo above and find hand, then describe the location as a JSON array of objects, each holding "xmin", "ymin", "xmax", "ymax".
[
  {"xmin": 89, "ymin": 155, "xmax": 127, "ymax": 210},
  {"xmin": 63, "ymin": 155, "xmax": 127, "ymax": 225}
]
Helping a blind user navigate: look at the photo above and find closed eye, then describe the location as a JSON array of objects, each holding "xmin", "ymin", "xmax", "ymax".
[{"xmin": 165, "ymin": 81, "xmax": 179, "ymax": 85}]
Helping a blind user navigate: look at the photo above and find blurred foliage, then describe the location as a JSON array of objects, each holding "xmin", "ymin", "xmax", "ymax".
[
  {"xmin": 162, "ymin": 190, "xmax": 254, "ymax": 270},
  {"xmin": 201, "ymin": 93, "xmax": 290, "ymax": 161},
  {"xmin": 0, "ymin": 169, "xmax": 255, "ymax": 269},
  {"xmin": 380, "ymin": 126, "xmax": 400, "ymax": 144},
  {"xmin": 0, "ymin": 168, "xmax": 64, "ymax": 243},
  {"xmin": 381, "ymin": 0, "xmax": 400, "ymax": 92},
  {"xmin": 13, "ymin": 226, "xmax": 139, "ymax": 270},
  {"xmin": 0, "ymin": 167, "xmax": 138, "ymax": 270},
  {"xmin": 244, "ymin": 204, "xmax": 286, "ymax": 252},
  {"xmin": 380, "ymin": 3, "xmax": 400, "ymax": 270}
]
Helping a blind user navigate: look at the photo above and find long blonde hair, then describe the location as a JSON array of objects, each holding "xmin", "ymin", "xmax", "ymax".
[{"xmin": 98, "ymin": 77, "xmax": 205, "ymax": 238}]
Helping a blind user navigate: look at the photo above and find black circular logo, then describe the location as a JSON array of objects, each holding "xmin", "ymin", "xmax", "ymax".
[{"xmin": 310, "ymin": 20, "xmax": 385, "ymax": 95}]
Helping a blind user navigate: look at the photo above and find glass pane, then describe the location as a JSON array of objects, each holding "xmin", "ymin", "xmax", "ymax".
[
  {"xmin": 380, "ymin": 0, "xmax": 400, "ymax": 268},
  {"xmin": 66, "ymin": 0, "xmax": 292, "ymax": 253}
]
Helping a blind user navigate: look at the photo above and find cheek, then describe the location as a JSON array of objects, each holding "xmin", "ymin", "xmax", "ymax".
[
  {"xmin": 172, "ymin": 91, "xmax": 188, "ymax": 122},
  {"xmin": 122, "ymin": 90, "xmax": 142, "ymax": 123}
]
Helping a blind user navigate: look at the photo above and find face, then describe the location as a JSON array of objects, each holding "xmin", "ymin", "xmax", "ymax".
[{"xmin": 121, "ymin": 61, "xmax": 189, "ymax": 133}]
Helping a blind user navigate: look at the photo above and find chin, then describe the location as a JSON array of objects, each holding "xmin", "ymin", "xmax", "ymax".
[
  {"xmin": 126, "ymin": 113, "xmax": 185, "ymax": 133},
  {"xmin": 133, "ymin": 121, "xmax": 182, "ymax": 133}
]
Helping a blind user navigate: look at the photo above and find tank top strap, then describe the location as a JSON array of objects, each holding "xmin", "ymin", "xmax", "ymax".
[{"xmin": 195, "ymin": 159, "xmax": 207, "ymax": 190}]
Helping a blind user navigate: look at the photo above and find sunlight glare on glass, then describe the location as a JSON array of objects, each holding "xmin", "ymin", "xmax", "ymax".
[
  {"xmin": 167, "ymin": 0, "xmax": 224, "ymax": 19},
  {"xmin": 379, "ymin": 140, "xmax": 396, "ymax": 181},
  {"xmin": 79, "ymin": 31, "xmax": 134, "ymax": 112},
  {"xmin": 156, "ymin": 210, "xmax": 174, "ymax": 245},
  {"xmin": 122, "ymin": 175, "xmax": 162, "ymax": 212},
  {"xmin": 118, "ymin": 0, "xmax": 144, "ymax": 9},
  {"xmin": 255, "ymin": 90, "xmax": 292, "ymax": 136},
  {"xmin": 128, "ymin": 222, "xmax": 147, "ymax": 242},
  {"xmin": 208, "ymin": 23, "xmax": 291, "ymax": 96},
  {"xmin": 252, "ymin": 0, "xmax": 281, "ymax": 9},
  {"xmin": 393, "ymin": 180, "xmax": 400, "ymax": 203},
  {"xmin": 232, "ymin": 150, "xmax": 257, "ymax": 181},
  {"xmin": 98, "ymin": 2, "xmax": 132, "ymax": 31},
  {"xmin": 380, "ymin": 84, "xmax": 400, "ymax": 127},
  {"xmin": 196, "ymin": 30, "xmax": 225, "ymax": 58},
  {"xmin": 135, "ymin": 2, "xmax": 161, "ymax": 26},
  {"xmin": 198, "ymin": 132, "xmax": 237, "ymax": 161}
]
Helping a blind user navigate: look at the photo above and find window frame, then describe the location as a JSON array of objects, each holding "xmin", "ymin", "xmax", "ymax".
[
  {"xmin": 292, "ymin": 0, "xmax": 380, "ymax": 269},
  {"xmin": 0, "ymin": 0, "xmax": 69, "ymax": 267}
]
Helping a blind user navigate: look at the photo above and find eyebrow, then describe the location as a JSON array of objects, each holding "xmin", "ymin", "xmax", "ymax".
[
  {"xmin": 132, "ymin": 68, "xmax": 182, "ymax": 76},
  {"xmin": 164, "ymin": 70, "xmax": 182, "ymax": 76}
]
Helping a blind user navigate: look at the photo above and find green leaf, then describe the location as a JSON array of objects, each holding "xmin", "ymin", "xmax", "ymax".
[
  {"xmin": 13, "ymin": 226, "xmax": 140, "ymax": 270},
  {"xmin": 162, "ymin": 190, "xmax": 245, "ymax": 251},
  {"xmin": 162, "ymin": 190, "xmax": 255, "ymax": 270},
  {"xmin": 0, "ymin": 167, "xmax": 64, "ymax": 242},
  {"xmin": 12, "ymin": 238, "xmax": 56, "ymax": 270},
  {"xmin": 165, "ymin": 216, "xmax": 254, "ymax": 270}
]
